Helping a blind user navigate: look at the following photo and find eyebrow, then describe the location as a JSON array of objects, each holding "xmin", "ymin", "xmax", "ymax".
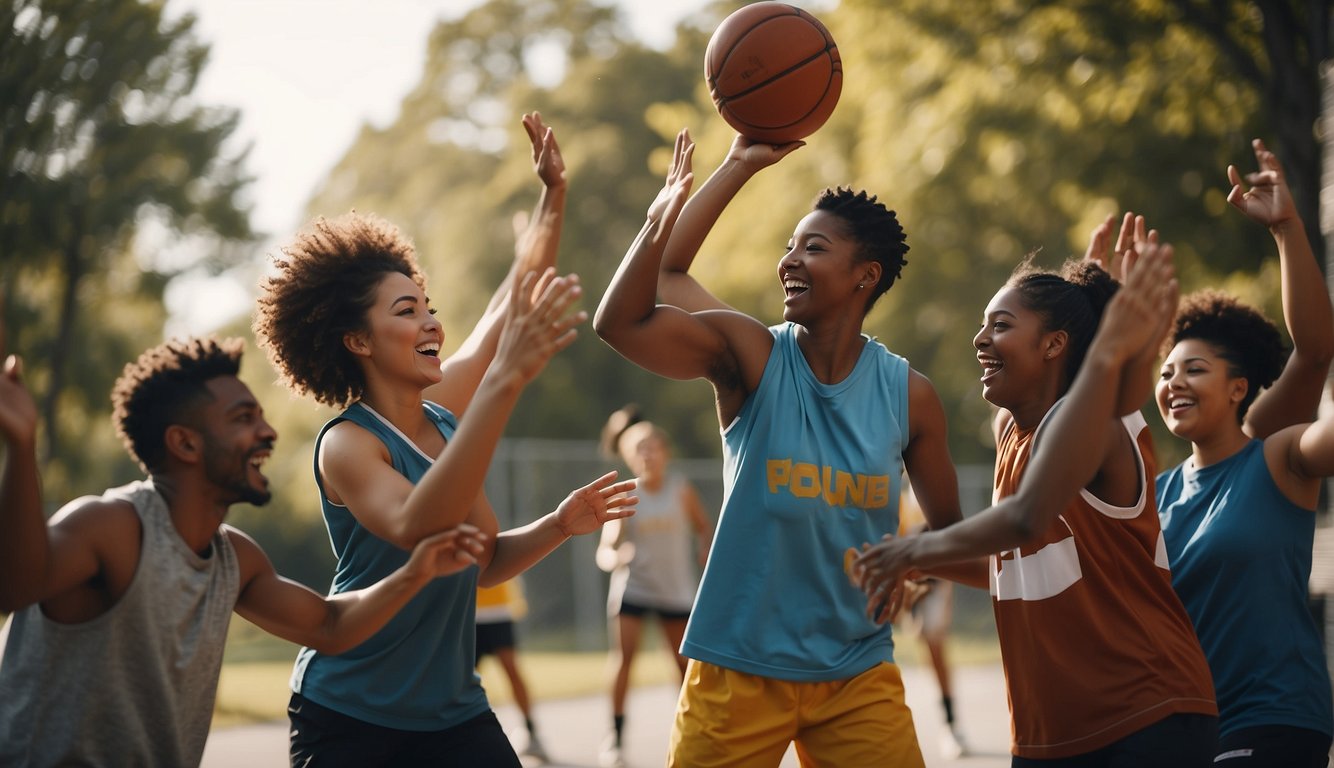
[
  {"xmin": 984, "ymin": 309, "xmax": 1017, "ymax": 320},
  {"xmin": 391, "ymin": 295, "xmax": 419, "ymax": 307}
]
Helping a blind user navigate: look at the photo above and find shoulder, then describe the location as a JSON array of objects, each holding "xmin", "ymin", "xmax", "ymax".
[
  {"xmin": 49, "ymin": 493, "xmax": 141, "ymax": 540},
  {"xmin": 906, "ymin": 368, "xmax": 946, "ymax": 418},
  {"xmin": 221, "ymin": 525, "xmax": 273, "ymax": 583}
]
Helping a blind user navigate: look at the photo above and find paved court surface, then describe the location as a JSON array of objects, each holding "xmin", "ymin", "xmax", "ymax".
[{"xmin": 203, "ymin": 663, "xmax": 1011, "ymax": 767}]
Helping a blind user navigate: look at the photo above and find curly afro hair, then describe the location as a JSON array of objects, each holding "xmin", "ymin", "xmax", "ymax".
[
  {"xmin": 111, "ymin": 336, "xmax": 244, "ymax": 472},
  {"xmin": 1163, "ymin": 289, "xmax": 1286, "ymax": 422},
  {"xmin": 254, "ymin": 212, "xmax": 426, "ymax": 409},
  {"xmin": 813, "ymin": 187, "xmax": 909, "ymax": 314},
  {"xmin": 1006, "ymin": 257, "xmax": 1119, "ymax": 390}
]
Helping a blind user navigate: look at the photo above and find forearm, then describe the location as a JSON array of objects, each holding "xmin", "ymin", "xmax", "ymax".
[
  {"xmin": 397, "ymin": 372, "xmax": 526, "ymax": 544},
  {"xmin": 594, "ymin": 219, "xmax": 668, "ymax": 338},
  {"xmin": 307, "ymin": 565, "xmax": 432, "ymax": 654},
  {"xmin": 659, "ymin": 160, "xmax": 753, "ymax": 309},
  {"xmin": 1275, "ymin": 216, "xmax": 1334, "ymax": 364},
  {"xmin": 919, "ymin": 557, "xmax": 989, "ymax": 590},
  {"xmin": 480, "ymin": 515, "xmax": 569, "ymax": 585},
  {"xmin": 0, "ymin": 438, "xmax": 49, "ymax": 610}
]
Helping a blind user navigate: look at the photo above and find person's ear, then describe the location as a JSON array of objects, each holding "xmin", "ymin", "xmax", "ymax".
[
  {"xmin": 1043, "ymin": 330, "xmax": 1069, "ymax": 361},
  {"xmin": 343, "ymin": 330, "xmax": 371, "ymax": 357},
  {"xmin": 859, "ymin": 262, "xmax": 882, "ymax": 291},
  {"xmin": 165, "ymin": 425, "xmax": 201, "ymax": 463},
  {"xmin": 1229, "ymin": 376, "xmax": 1249, "ymax": 405}
]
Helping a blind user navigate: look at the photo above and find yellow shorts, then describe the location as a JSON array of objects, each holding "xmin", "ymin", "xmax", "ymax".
[{"xmin": 667, "ymin": 659, "xmax": 924, "ymax": 768}]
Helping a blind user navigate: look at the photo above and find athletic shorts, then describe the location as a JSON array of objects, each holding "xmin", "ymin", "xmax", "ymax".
[
  {"xmin": 288, "ymin": 693, "xmax": 520, "ymax": 768},
  {"xmin": 475, "ymin": 620, "xmax": 516, "ymax": 659},
  {"xmin": 1010, "ymin": 712, "xmax": 1217, "ymax": 768},
  {"xmin": 667, "ymin": 659, "xmax": 924, "ymax": 768},
  {"xmin": 1214, "ymin": 725, "xmax": 1332, "ymax": 768},
  {"xmin": 618, "ymin": 597, "xmax": 691, "ymax": 621}
]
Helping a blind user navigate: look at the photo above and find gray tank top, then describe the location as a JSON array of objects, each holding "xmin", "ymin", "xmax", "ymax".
[
  {"xmin": 607, "ymin": 474, "xmax": 700, "ymax": 613},
  {"xmin": 0, "ymin": 480, "xmax": 240, "ymax": 767}
]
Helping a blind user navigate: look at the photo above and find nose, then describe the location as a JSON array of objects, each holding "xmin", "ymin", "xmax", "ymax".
[
  {"xmin": 259, "ymin": 417, "xmax": 278, "ymax": 442},
  {"xmin": 973, "ymin": 326, "xmax": 989, "ymax": 350}
]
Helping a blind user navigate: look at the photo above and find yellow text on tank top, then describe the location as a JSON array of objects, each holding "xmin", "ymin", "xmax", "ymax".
[{"xmin": 766, "ymin": 459, "xmax": 890, "ymax": 508}]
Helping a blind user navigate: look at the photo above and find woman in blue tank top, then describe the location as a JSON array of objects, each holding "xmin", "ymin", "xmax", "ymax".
[
  {"xmin": 596, "ymin": 129, "xmax": 964, "ymax": 766},
  {"xmin": 253, "ymin": 115, "xmax": 638, "ymax": 767},
  {"xmin": 1155, "ymin": 139, "xmax": 1334, "ymax": 767}
]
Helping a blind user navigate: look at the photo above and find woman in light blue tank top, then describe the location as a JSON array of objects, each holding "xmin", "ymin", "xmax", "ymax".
[
  {"xmin": 596, "ymin": 130, "xmax": 964, "ymax": 766},
  {"xmin": 1155, "ymin": 140, "xmax": 1334, "ymax": 766},
  {"xmin": 253, "ymin": 115, "xmax": 638, "ymax": 768}
]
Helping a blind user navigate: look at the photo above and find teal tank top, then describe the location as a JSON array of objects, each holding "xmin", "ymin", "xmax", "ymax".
[
  {"xmin": 290, "ymin": 401, "xmax": 488, "ymax": 731},
  {"xmin": 1158, "ymin": 439, "xmax": 1332, "ymax": 738},
  {"xmin": 681, "ymin": 322, "xmax": 907, "ymax": 681}
]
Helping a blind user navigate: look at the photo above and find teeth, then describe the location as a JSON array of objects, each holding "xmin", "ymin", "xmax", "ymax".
[
  {"xmin": 1170, "ymin": 398, "xmax": 1193, "ymax": 409},
  {"xmin": 783, "ymin": 279, "xmax": 809, "ymax": 291},
  {"xmin": 416, "ymin": 344, "xmax": 440, "ymax": 355}
]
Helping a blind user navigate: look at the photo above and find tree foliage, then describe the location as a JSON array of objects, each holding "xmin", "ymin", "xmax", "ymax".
[{"xmin": 1, "ymin": 0, "xmax": 255, "ymax": 490}]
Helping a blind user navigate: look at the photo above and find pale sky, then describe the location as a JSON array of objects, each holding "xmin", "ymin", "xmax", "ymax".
[{"xmin": 163, "ymin": 0, "xmax": 715, "ymax": 333}]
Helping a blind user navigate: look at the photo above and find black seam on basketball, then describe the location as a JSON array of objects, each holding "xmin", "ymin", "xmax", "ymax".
[{"xmin": 712, "ymin": 45, "xmax": 838, "ymax": 106}]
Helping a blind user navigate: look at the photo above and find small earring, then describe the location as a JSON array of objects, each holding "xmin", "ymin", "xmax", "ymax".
[{"xmin": 857, "ymin": 283, "xmax": 864, "ymax": 290}]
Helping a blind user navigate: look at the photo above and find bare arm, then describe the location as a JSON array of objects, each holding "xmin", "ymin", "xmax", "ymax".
[
  {"xmin": 658, "ymin": 134, "xmax": 804, "ymax": 312},
  {"xmin": 679, "ymin": 480, "xmax": 714, "ymax": 566},
  {"xmin": 231, "ymin": 524, "xmax": 485, "ymax": 654},
  {"xmin": 424, "ymin": 112, "xmax": 568, "ymax": 414},
  {"xmin": 1085, "ymin": 212, "xmax": 1159, "ymax": 417},
  {"xmin": 853, "ymin": 241, "xmax": 1180, "ymax": 619},
  {"xmin": 0, "ymin": 351, "xmax": 48, "ymax": 611},
  {"xmin": 1236, "ymin": 139, "xmax": 1334, "ymax": 437},
  {"xmin": 480, "ymin": 470, "xmax": 637, "ymax": 585},
  {"xmin": 323, "ymin": 270, "xmax": 586, "ymax": 549},
  {"xmin": 593, "ymin": 129, "xmax": 771, "ymax": 410}
]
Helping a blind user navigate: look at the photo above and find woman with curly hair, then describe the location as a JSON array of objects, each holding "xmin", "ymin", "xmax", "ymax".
[
  {"xmin": 1156, "ymin": 140, "xmax": 1334, "ymax": 767},
  {"xmin": 253, "ymin": 115, "xmax": 637, "ymax": 767}
]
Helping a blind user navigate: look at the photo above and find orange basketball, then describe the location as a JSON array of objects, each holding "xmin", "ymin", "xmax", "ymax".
[{"xmin": 705, "ymin": 2, "xmax": 842, "ymax": 144}]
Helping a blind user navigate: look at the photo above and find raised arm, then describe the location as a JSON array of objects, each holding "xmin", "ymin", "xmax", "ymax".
[
  {"xmin": 425, "ymin": 112, "xmax": 568, "ymax": 414},
  {"xmin": 1084, "ymin": 212, "xmax": 1160, "ymax": 418},
  {"xmin": 853, "ymin": 241, "xmax": 1179, "ymax": 619},
  {"xmin": 0, "ymin": 349, "xmax": 52, "ymax": 611},
  {"xmin": 593, "ymin": 129, "xmax": 770, "ymax": 408},
  {"xmin": 1232, "ymin": 139, "xmax": 1334, "ymax": 437},
  {"xmin": 658, "ymin": 134, "xmax": 804, "ymax": 312},
  {"xmin": 322, "ymin": 269, "xmax": 586, "ymax": 549},
  {"xmin": 230, "ymin": 523, "xmax": 486, "ymax": 654}
]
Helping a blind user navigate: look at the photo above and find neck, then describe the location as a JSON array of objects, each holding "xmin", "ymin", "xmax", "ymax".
[
  {"xmin": 794, "ymin": 321, "xmax": 865, "ymax": 384},
  {"xmin": 1189, "ymin": 424, "xmax": 1250, "ymax": 468},
  {"xmin": 151, "ymin": 473, "xmax": 227, "ymax": 556}
]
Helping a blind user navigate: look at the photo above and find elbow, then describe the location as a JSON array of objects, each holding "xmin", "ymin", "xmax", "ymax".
[{"xmin": 1003, "ymin": 502, "xmax": 1039, "ymax": 544}]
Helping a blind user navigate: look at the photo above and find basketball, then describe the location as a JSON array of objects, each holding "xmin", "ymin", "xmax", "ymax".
[{"xmin": 705, "ymin": 2, "xmax": 842, "ymax": 144}]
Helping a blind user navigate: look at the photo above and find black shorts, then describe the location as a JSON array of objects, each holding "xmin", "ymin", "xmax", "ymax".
[
  {"xmin": 1215, "ymin": 725, "xmax": 1332, "ymax": 768},
  {"xmin": 288, "ymin": 693, "xmax": 520, "ymax": 767},
  {"xmin": 1010, "ymin": 712, "xmax": 1217, "ymax": 768},
  {"xmin": 474, "ymin": 620, "xmax": 516, "ymax": 659},
  {"xmin": 618, "ymin": 597, "xmax": 690, "ymax": 621}
]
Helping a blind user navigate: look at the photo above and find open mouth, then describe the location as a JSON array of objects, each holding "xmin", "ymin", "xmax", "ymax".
[
  {"xmin": 783, "ymin": 278, "xmax": 810, "ymax": 300},
  {"xmin": 978, "ymin": 355, "xmax": 1002, "ymax": 382},
  {"xmin": 1167, "ymin": 396, "xmax": 1195, "ymax": 415},
  {"xmin": 415, "ymin": 343, "xmax": 440, "ymax": 358}
]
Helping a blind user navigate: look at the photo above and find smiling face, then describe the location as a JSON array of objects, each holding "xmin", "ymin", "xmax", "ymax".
[
  {"xmin": 352, "ymin": 271, "xmax": 444, "ymax": 388},
  {"xmin": 194, "ymin": 376, "xmax": 277, "ymax": 506},
  {"xmin": 973, "ymin": 286, "xmax": 1057, "ymax": 411},
  {"xmin": 776, "ymin": 210, "xmax": 872, "ymax": 325},
  {"xmin": 619, "ymin": 422, "xmax": 668, "ymax": 484},
  {"xmin": 1156, "ymin": 338, "xmax": 1247, "ymax": 441}
]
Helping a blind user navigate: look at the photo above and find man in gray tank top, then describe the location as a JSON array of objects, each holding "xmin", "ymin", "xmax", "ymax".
[{"xmin": 0, "ymin": 334, "xmax": 487, "ymax": 768}]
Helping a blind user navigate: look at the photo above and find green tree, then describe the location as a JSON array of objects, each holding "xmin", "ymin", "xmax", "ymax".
[{"xmin": 1, "ymin": 0, "xmax": 255, "ymax": 492}]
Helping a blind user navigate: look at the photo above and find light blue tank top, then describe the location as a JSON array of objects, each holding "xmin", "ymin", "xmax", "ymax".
[
  {"xmin": 290, "ymin": 401, "xmax": 488, "ymax": 731},
  {"xmin": 681, "ymin": 322, "xmax": 907, "ymax": 681},
  {"xmin": 1158, "ymin": 439, "xmax": 1332, "ymax": 738}
]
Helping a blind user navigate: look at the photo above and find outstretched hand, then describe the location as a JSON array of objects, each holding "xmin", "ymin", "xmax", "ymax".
[
  {"xmin": 848, "ymin": 539, "xmax": 911, "ymax": 625},
  {"xmin": 1085, "ymin": 212, "xmax": 1157, "ymax": 282},
  {"xmin": 554, "ymin": 470, "xmax": 638, "ymax": 537},
  {"xmin": 404, "ymin": 524, "xmax": 488, "ymax": 580},
  {"xmin": 1227, "ymin": 138, "xmax": 1295, "ymax": 230},
  {"xmin": 522, "ymin": 111, "xmax": 566, "ymax": 190},
  {"xmin": 646, "ymin": 129, "xmax": 695, "ymax": 242},
  {"xmin": 1091, "ymin": 237, "xmax": 1179, "ymax": 366},
  {"xmin": 493, "ymin": 267, "xmax": 586, "ymax": 386}
]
